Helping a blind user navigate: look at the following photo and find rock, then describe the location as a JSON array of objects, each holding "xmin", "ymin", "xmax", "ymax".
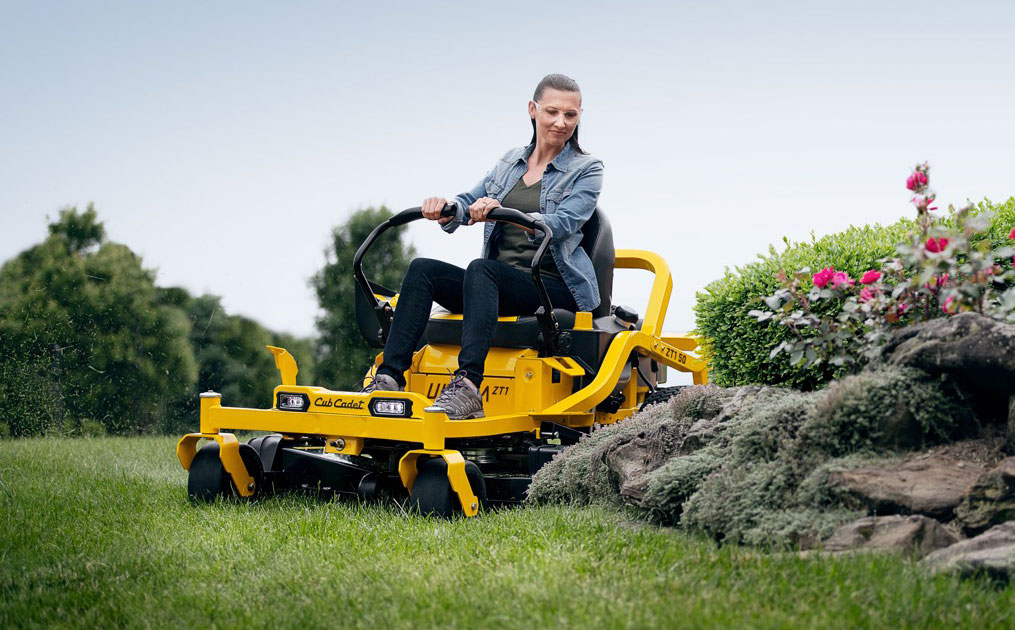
[
  {"xmin": 608, "ymin": 386, "xmax": 765, "ymax": 504},
  {"xmin": 827, "ymin": 456, "xmax": 986, "ymax": 518},
  {"xmin": 878, "ymin": 312, "xmax": 1015, "ymax": 422},
  {"xmin": 922, "ymin": 521, "xmax": 1015, "ymax": 578},
  {"xmin": 820, "ymin": 515, "xmax": 958, "ymax": 557},
  {"xmin": 955, "ymin": 457, "xmax": 1015, "ymax": 534},
  {"xmin": 1008, "ymin": 396, "xmax": 1015, "ymax": 454},
  {"xmin": 608, "ymin": 439, "xmax": 659, "ymax": 502}
]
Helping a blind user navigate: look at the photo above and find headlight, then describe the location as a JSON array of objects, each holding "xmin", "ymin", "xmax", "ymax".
[
  {"xmin": 277, "ymin": 392, "xmax": 310, "ymax": 411},
  {"xmin": 369, "ymin": 398, "xmax": 412, "ymax": 417}
]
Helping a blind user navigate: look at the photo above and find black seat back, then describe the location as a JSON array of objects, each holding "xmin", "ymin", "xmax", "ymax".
[{"xmin": 580, "ymin": 207, "xmax": 614, "ymax": 317}]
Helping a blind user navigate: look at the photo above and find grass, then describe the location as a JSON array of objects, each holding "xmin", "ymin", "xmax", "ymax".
[{"xmin": 1, "ymin": 437, "xmax": 1012, "ymax": 629}]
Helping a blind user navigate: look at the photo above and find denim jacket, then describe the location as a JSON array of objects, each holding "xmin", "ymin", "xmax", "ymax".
[{"xmin": 442, "ymin": 142, "xmax": 604, "ymax": 312}]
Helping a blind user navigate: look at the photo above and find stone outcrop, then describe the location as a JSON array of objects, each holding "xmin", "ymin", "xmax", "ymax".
[
  {"xmin": 530, "ymin": 315, "xmax": 1015, "ymax": 570},
  {"xmin": 606, "ymin": 386, "xmax": 763, "ymax": 504},
  {"xmin": 878, "ymin": 312, "xmax": 1015, "ymax": 422},
  {"xmin": 922, "ymin": 521, "xmax": 1015, "ymax": 578},
  {"xmin": 955, "ymin": 457, "xmax": 1015, "ymax": 534},
  {"xmin": 819, "ymin": 515, "xmax": 958, "ymax": 557},
  {"xmin": 827, "ymin": 456, "xmax": 986, "ymax": 518}
]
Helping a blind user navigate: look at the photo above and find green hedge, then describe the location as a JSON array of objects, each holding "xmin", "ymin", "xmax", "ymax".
[{"xmin": 694, "ymin": 197, "xmax": 1015, "ymax": 389}]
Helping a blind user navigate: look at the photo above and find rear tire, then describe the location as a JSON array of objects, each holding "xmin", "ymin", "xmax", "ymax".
[
  {"xmin": 639, "ymin": 385, "xmax": 688, "ymax": 411},
  {"xmin": 409, "ymin": 457, "xmax": 486, "ymax": 518}
]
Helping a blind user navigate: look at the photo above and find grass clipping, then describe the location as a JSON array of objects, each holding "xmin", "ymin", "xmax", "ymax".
[{"xmin": 528, "ymin": 366, "xmax": 973, "ymax": 547}]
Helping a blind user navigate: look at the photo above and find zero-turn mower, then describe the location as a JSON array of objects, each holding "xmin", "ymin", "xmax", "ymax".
[{"xmin": 177, "ymin": 206, "xmax": 708, "ymax": 517}]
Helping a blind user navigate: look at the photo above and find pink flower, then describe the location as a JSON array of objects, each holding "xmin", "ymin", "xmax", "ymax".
[
  {"xmin": 830, "ymin": 271, "xmax": 854, "ymax": 289},
  {"xmin": 926, "ymin": 273, "xmax": 949, "ymax": 291},
  {"xmin": 813, "ymin": 267, "xmax": 836, "ymax": 288},
  {"xmin": 911, "ymin": 194, "xmax": 937, "ymax": 212},
  {"xmin": 906, "ymin": 171, "xmax": 928, "ymax": 191},
  {"xmin": 859, "ymin": 270, "xmax": 881, "ymax": 284},
  {"xmin": 859, "ymin": 287, "xmax": 875, "ymax": 302},
  {"xmin": 925, "ymin": 237, "xmax": 949, "ymax": 253},
  {"xmin": 942, "ymin": 296, "xmax": 956, "ymax": 314},
  {"xmin": 1009, "ymin": 226, "xmax": 1015, "ymax": 240}
]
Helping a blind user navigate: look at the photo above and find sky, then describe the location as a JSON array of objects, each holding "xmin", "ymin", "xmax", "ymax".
[{"xmin": 3, "ymin": 1, "xmax": 1014, "ymax": 345}]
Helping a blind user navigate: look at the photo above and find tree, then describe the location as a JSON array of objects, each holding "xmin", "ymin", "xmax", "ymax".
[
  {"xmin": 159, "ymin": 289, "xmax": 317, "ymax": 433},
  {"xmin": 0, "ymin": 205, "xmax": 198, "ymax": 436},
  {"xmin": 312, "ymin": 207, "xmax": 416, "ymax": 389},
  {"xmin": 0, "ymin": 205, "xmax": 321, "ymax": 437}
]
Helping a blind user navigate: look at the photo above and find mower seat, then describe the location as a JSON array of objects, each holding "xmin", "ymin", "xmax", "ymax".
[{"xmin": 424, "ymin": 207, "xmax": 614, "ymax": 350}]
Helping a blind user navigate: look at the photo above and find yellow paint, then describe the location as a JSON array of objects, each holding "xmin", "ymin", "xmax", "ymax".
[
  {"xmin": 179, "ymin": 248, "xmax": 712, "ymax": 514},
  {"xmin": 266, "ymin": 346, "xmax": 298, "ymax": 385},
  {"xmin": 662, "ymin": 333, "xmax": 701, "ymax": 352},
  {"xmin": 324, "ymin": 436, "xmax": 364, "ymax": 456},
  {"xmin": 398, "ymin": 449, "xmax": 479, "ymax": 517},
  {"xmin": 542, "ymin": 356, "xmax": 585, "ymax": 377},
  {"xmin": 615, "ymin": 250, "xmax": 671, "ymax": 338},
  {"xmin": 573, "ymin": 311, "xmax": 594, "ymax": 330},
  {"xmin": 429, "ymin": 312, "xmax": 519, "ymax": 322},
  {"xmin": 176, "ymin": 432, "xmax": 255, "ymax": 497}
]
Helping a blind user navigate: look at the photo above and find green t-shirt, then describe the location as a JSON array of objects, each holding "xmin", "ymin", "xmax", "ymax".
[{"xmin": 495, "ymin": 177, "xmax": 563, "ymax": 281}]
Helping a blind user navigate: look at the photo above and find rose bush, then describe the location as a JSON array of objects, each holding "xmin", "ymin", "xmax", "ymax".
[{"xmin": 750, "ymin": 164, "xmax": 1015, "ymax": 371}]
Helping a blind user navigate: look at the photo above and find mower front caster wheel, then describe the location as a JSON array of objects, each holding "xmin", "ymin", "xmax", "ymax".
[
  {"xmin": 187, "ymin": 442, "xmax": 264, "ymax": 502},
  {"xmin": 409, "ymin": 457, "xmax": 486, "ymax": 518}
]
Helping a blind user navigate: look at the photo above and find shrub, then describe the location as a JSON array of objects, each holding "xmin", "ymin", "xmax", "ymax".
[
  {"xmin": 752, "ymin": 171, "xmax": 1015, "ymax": 375},
  {"xmin": 694, "ymin": 196, "xmax": 1015, "ymax": 389},
  {"xmin": 694, "ymin": 221, "xmax": 912, "ymax": 389},
  {"xmin": 78, "ymin": 419, "xmax": 107, "ymax": 437}
]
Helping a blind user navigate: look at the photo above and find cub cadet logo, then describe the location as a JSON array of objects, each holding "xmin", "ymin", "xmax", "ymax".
[
  {"xmin": 426, "ymin": 382, "xmax": 509, "ymax": 403},
  {"xmin": 314, "ymin": 397, "xmax": 365, "ymax": 410}
]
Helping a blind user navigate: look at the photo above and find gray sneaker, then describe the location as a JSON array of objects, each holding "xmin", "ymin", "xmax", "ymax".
[
  {"xmin": 361, "ymin": 373, "xmax": 403, "ymax": 393},
  {"xmin": 425, "ymin": 371, "xmax": 484, "ymax": 419}
]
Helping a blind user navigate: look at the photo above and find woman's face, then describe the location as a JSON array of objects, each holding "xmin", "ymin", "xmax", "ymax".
[{"xmin": 528, "ymin": 88, "xmax": 582, "ymax": 149}]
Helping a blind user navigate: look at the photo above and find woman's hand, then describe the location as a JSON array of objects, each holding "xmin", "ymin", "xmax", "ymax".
[
  {"xmin": 468, "ymin": 197, "xmax": 501, "ymax": 225},
  {"xmin": 421, "ymin": 197, "xmax": 453, "ymax": 224}
]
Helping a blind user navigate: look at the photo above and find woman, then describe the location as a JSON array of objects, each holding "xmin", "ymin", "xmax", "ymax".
[{"xmin": 365, "ymin": 73, "xmax": 604, "ymax": 419}]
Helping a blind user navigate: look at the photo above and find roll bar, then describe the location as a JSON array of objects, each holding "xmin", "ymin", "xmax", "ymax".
[{"xmin": 352, "ymin": 204, "xmax": 561, "ymax": 355}]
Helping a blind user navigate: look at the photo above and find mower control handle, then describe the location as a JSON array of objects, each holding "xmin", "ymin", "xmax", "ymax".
[
  {"xmin": 353, "ymin": 204, "xmax": 559, "ymax": 356},
  {"xmin": 385, "ymin": 204, "xmax": 542, "ymax": 233}
]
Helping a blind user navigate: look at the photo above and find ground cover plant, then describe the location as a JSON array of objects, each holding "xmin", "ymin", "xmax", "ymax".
[
  {"xmin": 2, "ymin": 436, "xmax": 1013, "ymax": 629},
  {"xmin": 529, "ymin": 368, "xmax": 977, "ymax": 546}
]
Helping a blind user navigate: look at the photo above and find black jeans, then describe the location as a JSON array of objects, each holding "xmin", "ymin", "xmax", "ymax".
[{"xmin": 377, "ymin": 257, "xmax": 577, "ymax": 387}]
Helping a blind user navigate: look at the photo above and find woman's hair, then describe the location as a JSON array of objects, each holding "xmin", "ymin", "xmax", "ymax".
[{"xmin": 530, "ymin": 73, "xmax": 587, "ymax": 154}]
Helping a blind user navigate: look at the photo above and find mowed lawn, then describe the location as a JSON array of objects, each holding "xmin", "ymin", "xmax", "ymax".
[{"xmin": 1, "ymin": 437, "xmax": 1012, "ymax": 629}]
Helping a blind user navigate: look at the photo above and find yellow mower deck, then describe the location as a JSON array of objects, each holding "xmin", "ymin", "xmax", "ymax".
[{"xmin": 178, "ymin": 249, "xmax": 708, "ymax": 514}]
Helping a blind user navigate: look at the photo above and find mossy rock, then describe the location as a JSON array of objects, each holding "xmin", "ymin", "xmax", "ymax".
[{"xmin": 529, "ymin": 365, "xmax": 982, "ymax": 548}]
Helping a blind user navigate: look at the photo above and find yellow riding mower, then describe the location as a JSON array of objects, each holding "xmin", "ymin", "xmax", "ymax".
[{"xmin": 177, "ymin": 206, "xmax": 708, "ymax": 516}]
